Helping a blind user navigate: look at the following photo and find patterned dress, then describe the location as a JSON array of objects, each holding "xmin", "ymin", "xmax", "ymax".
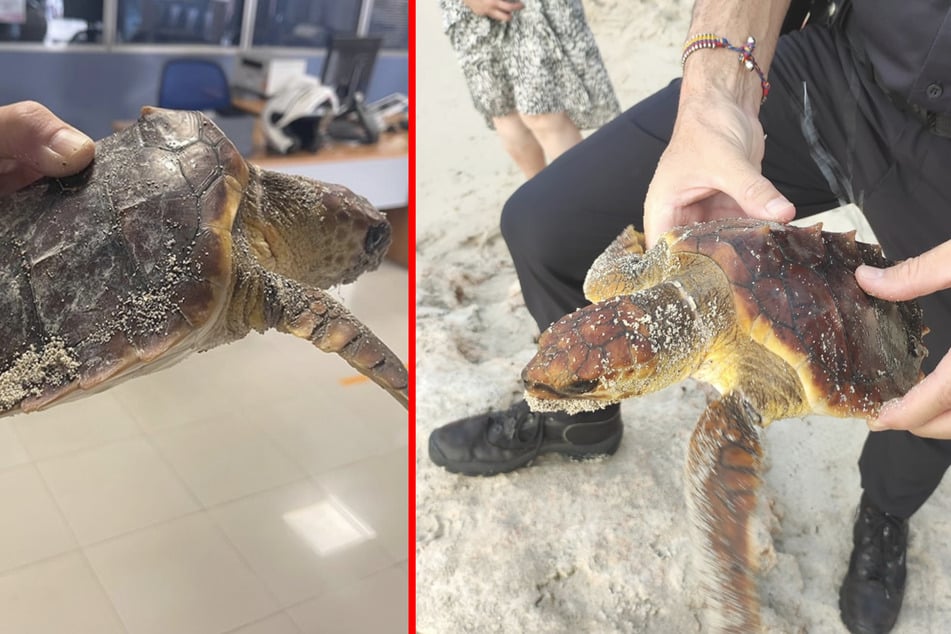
[{"xmin": 440, "ymin": 0, "xmax": 621, "ymax": 130}]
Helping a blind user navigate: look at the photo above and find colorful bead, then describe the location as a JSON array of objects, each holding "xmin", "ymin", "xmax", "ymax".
[{"xmin": 681, "ymin": 33, "xmax": 771, "ymax": 104}]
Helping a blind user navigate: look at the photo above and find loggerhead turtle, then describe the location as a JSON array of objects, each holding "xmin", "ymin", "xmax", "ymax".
[
  {"xmin": 521, "ymin": 218, "xmax": 927, "ymax": 632},
  {"xmin": 0, "ymin": 106, "xmax": 408, "ymax": 415}
]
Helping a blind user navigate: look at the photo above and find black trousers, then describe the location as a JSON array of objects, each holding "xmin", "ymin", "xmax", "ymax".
[{"xmin": 501, "ymin": 23, "xmax": 951, "ymax": 518}]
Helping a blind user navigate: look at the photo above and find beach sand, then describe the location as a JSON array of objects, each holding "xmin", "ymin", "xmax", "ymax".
[{"xmin": 415, "ymin": 1, "xmax": 951, "ymax": 631}]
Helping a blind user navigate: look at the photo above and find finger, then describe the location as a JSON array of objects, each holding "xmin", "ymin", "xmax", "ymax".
[
  {"xmin": 869, "ymin": 352, "xmax": 951, "ymax": 432},
  {"xmin": 643, "ymin": 180, "xmax": 678, "ymax": 248},
  {"xmin": 908, "ymin": 410, "xmax": 951, "ymax": 439},
  {"xmin": 0, "ymin": 101, "xmax": 95, "ymax": 178},
  {"xmin": 489, "ymin": 1, "xmax": 523, "ymax": 20},
  {"xmin": 715, "ymin": 157, "xmax": 795, "ymax": 224},
  {"xmin": 644, "ymin": 166, "xmax": 793, "ymax": 247},
  {"xmin": 643, "ymin": 161, "xmax": 701, "ymax": 247},
  {"xmin": 856, "ymin": 239, "xmax": 951, "ymax": 301}
]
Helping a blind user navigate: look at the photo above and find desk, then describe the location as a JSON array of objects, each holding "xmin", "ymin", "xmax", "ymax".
[
  {"xmin": 247, "ymin": 132, "xmax": 408, "ymax": 211},
  {"xmin": 233, "ymin": 96, "xmax": 408, "ymax": 208}
]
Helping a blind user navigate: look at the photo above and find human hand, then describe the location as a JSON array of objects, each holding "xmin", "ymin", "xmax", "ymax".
[
  {"xmin": 643, "ymin": 89, "xmax": 795, "ymax": 247},
  {"xmin": 462, "ymin": 0, "xmax": 525, "ymax": 21},
  {"xmin": 857, "ymin": 240, "xmax": 951, "ymax": 438},
  {"xmin": 0, "ymin": 101, "xmax": 95, "ymax": 195}
]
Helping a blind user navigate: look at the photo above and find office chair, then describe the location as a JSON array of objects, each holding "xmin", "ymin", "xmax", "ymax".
[{"xmin": 157, "ymin": 58, "xmax": 243, "ymax": 114}]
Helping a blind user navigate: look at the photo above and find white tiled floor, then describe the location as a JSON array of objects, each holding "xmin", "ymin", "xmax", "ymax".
[{"xmin": 0, "ymin": 262, "xmax": 408, "ymax": 634}]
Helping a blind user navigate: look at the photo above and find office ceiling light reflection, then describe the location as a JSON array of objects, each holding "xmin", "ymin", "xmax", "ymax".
[{"xmin": 283, "ymin": 495, "xmax": 377, "ymax": 556}]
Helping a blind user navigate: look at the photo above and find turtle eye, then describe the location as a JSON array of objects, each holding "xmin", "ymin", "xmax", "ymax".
[
  {"xmin": 562, "ymin": 379, "xmax": 600, "ymax": 395},
  {"xmin": 364, "ymin": 223, "xmax": 390, "ymax": 255}
]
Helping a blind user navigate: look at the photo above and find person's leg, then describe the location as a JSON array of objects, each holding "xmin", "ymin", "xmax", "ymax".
[
  {"xmin": 492, "ymin": 113, "xmax": 547, "ymax": 179},
  {"xmin": 518, "ymin": 112, "xmax": 583, "ymax": 165},
  {"xmin": 849, "ymin": 150, "xmax": 951, "ymax": 521},
  {"xmin": 839, "ymin": 149, "xmax": 951, "ymax": 630},
  {"xmin": 788, "ymin": 12, "xmax": 951, "ymax": 526},
  {"xmin": 763, "ymin": 18, "xmax": 951, "ymax": 633}
]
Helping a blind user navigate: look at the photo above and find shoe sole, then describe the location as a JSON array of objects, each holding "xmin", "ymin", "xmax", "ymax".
[{"xmin": 428, "ymin": 424, "xmax": 623, "ymax": 477}]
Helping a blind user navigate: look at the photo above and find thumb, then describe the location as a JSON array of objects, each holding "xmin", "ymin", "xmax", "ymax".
[
  {"xmin": 719, "ymin": 160, "xmax": 795, "ymax": 223},
  {"xmin": 0, "ymin": 101, "xmax": 95, "ymax": 178},
  {"xmin": 856, "ymin": 240, "xmax": 951, "ymax": 301}
]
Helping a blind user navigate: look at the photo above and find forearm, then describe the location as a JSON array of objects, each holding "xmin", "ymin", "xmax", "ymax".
[
  {"xmin": 642, "ymin": 0, "xmax": 797, "ymax": 243},
  {"xmin": 681, "ymin": 0, "xmax": 792, "ymax": 113}
]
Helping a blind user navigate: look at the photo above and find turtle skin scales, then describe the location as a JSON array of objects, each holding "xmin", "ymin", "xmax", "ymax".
[{"xmin": 667, "ymin": 218, "xmax": 926, "ymax": 417}]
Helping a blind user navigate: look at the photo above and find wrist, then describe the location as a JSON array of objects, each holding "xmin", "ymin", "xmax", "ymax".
[{"xmin": 681, "ymin": 37, "xmax": 768, "ymax": 114}]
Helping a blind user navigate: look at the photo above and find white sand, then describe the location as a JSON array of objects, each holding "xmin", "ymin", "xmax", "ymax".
[{"xmin": 415, "ymin": 1, "xmax": 951, "ymax": 631}]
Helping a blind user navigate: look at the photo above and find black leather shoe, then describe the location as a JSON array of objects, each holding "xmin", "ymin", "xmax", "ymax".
[
  {"xmin": 428, "ymin": 400, "xmax": 623, "ymax": 476},
  {"xmin": 839, "ymin": 493, "xmax": 908, "ymax": 634}
]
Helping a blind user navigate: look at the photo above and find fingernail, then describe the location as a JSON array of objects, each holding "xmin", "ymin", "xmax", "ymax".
[
  {"xmin": 48, "ymin": 128, "xmax": 91, "ymax": 161},
  {"xmin": 765, "ymin": 197, "xmax": 792, "ymax": 219},
  {"xmin": 856, "ymin": 264, "xmax": 884, "ymax": 279},
  {"xmin": 870, "ymin": 398, "xmax": 901, "ymax": 430}
]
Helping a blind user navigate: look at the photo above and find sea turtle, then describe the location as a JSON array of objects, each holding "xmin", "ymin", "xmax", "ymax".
[
  {"xmin": 521, "ymin": 218, "xmax": 927, "ymax": 632},
  {"xmin": 0, "ymin": 106, "xmax": 408, "ymax": 415}
]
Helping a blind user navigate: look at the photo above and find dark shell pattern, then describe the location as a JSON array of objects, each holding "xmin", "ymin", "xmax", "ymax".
[
  {"xmin": 0, "ymin": 110, "xmax": 245, "ymax": 412},
  {"xmin": 667, "ymin": 218, "xmax": 927, "ymax": 416}
]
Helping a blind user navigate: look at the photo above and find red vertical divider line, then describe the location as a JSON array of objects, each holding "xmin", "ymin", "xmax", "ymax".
[{"xmin": 407, "ymin": 0, "xmax": 418, "ymax": 630}]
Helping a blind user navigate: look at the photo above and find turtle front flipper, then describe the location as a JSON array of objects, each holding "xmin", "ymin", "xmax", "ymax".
[
  {"xmin": 584, "ymin": 226, "xmax": 647, "ymax": 301},
  {"xmin": 584, "ymin": 225, "xmax": 675, "ymax": 303},
  {"xmin": 276, "ymin": 283, "xmax": 408, "ymax": 408},
  {"xmin": 685, "ymin": 391, "xmax": 765, "ymax": 633}
]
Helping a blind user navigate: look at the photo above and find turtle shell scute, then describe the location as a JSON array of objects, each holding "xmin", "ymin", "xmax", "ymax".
[
  {"xmin": 668, "ymin": 219, "xmax": 926, "ymax": 414},
  {"xmin": 0, "ymin": 108, "xmax": 250, "ymax": 414}
]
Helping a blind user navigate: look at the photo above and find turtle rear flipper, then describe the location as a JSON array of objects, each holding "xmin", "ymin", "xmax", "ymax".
[{"xmin": 685, "ymin": 391, "xmax": 764, "ymax": 633}]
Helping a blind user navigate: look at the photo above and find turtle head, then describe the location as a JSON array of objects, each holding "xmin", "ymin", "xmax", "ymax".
[
  {"xmin": 245, "ymin": 167, "xmax": 392, "ymax": 288},
  {"xmin": 522, "ymin": 293, "xmax": 695, "ymax": 412}
]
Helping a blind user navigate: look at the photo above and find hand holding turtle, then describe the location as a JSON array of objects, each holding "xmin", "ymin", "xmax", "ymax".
[
  {"xmin": 462, "ymin": 0, "xmax": 524, "ymax": 22},
  {"xmin": 858, "ymin": 240, "xmax": 951, "ymax": 438},
  {"xmin": 643, "ymin": 88, "xmax": 795, "ymax": 248},
  {"xmin": 0, "ymin": 101, "xmax": 95, "ymax": 195}
]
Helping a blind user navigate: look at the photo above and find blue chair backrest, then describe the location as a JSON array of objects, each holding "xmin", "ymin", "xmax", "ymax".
[{"xmin": 158, "ymin": 59, "xmax": 231, "ymax": 111}]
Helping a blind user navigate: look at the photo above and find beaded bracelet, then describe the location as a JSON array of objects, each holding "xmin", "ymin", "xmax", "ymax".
[{"xmin": 681, "ymin": 33, "xmax": 771, "ymax": 104}]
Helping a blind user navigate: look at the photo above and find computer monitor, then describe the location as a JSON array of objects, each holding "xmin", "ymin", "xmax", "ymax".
[
  {"xmin": 62, "ymin": 0, "xmax": 103, "ymax": 42},
  {"xmin": 321, "ymin": 35, "xmax": 383, "ymax": 110},
  {"xmin": 62, "ymin": 0, "xmax": 104, "ymax": 23}
]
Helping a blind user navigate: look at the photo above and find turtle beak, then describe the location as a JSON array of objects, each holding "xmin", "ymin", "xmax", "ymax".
[
  {"xmin": 522, "ymin": 376, "xmax": 600, "ymax": 400},
  {"xmin": 521, "ymin": 322, "xmax": 608, "ymax": 400},
  {"xmin": 521, "ymin": 296, "xmax": 657, "ymax": 401}
]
